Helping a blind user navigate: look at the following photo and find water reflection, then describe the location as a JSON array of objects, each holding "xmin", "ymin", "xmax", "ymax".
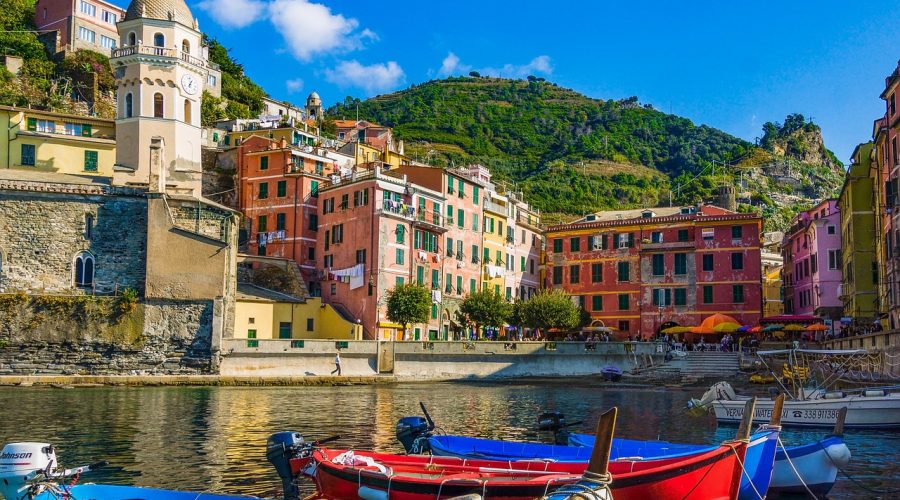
[{"xmin": 0, "ymin": 383, "xmax": 896, "ymax": 499}]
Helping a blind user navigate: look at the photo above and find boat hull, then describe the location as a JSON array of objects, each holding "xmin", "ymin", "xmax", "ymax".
[
  {"xmin": 30, "ymin": 484, "xmax": 260, "ymax": 499},
  {"xmin": 710, "ymin": 393, "xmax": 900, "ymax": 428},
  {"xmin": 770, "ymin": 436, "xmax": 850, "ymax": 495}
]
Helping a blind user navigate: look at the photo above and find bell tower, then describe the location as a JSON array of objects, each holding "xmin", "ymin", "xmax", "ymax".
[{"xmin": 111, "ymin": 0, "xmax": 208, "ymax": 197}]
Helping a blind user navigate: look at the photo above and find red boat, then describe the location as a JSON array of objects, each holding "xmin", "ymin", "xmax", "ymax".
[{"xmin": 296, "ymin": 441, "xmax": 747, "ymax": 500}]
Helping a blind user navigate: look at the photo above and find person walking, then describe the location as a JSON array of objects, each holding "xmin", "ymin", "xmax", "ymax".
[{"xmin": 331, "ymin": 351, "xmax": 342, "ymax": 376}]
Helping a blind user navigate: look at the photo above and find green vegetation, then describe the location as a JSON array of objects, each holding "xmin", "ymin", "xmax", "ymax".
[
  {"xmin": 515, "ymin": 289, "xmax": 582, "ymax": 332},
  {"xmin": 457, "ymin": 290, "xmax": 513, "ymax": 336},
  {"xmin": 386, "ymin": 283, "xmax": 431, "ymax": 337},
  {"xmin": 203, "ymin": 36, "xmax": 267, "ymax": 122},
  {"xmin": 329, "ymin": 78, "xmax": 844, "ymax": 231}
]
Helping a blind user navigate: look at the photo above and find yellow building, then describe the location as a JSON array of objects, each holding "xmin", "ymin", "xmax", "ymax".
[
  {"xmin": 0, "ymin": 106, "xmax": 116, "ymax": 177},
  {"xmin": 763, "ymin": 265, "xmax": 784, "ymax": 317},
  {"xmin": 225, "ymin": 123, "xmax": 318, "ymax": 149},
  {"xmin": 482, "ymin": 189, "xmax": 509, "ymax": 296},
  {"xmin": 838, "ymin": 142, "xmax": 879, "ymax": 321},
  {"xmin": 234, "ymin": 283, "xmax": 362, "ymax": 341}
]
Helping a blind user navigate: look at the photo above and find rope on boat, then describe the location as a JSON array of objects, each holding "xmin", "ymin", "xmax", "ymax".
[
  {"xmin": 730, "ymin": 447, "xmax": 764, "ymax": 500},
  {"xmin": 543, "ymin": 471, "xmax": 611, "ymax": 500},
  {"xmin": 817, "ymin": 439, "xmax": 900, "ymax": 495},
  {"xmin": 776, "ymin": 437, "xmax": 818, "ymax": 498}
]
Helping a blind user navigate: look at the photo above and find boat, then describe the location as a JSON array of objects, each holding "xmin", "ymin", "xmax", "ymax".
[
  {"xmin": 397, "ymin": 400, "xmax": 780, "ymax": 500},
  {"xmin": 601, "ymin": 366, "xmax": 623, "ymax": 382},
  {"xmin": 0, "ymin": 442, "xmax": 263, "ymax": 500},
  {"xmin": 285, "ymin": 403, "xmax": 757, "ymax": 500},
  {"xmin": 688, "ymin": 349, "xmax": 900, "ymax": 428}
]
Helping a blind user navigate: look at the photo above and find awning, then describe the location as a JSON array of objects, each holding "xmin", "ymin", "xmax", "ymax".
[{"xmin": 760, "ymin": 315, "xmax": 820, "ymax": 324}]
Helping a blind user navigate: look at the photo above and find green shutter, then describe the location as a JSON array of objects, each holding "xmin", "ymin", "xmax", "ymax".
[
  {"xmin": 417, "ymin": 266, "xmax": 424, "ymax": 284},
  {"xmin": 27, "ymin": 117, "xmax": 36, "ymax": 131},
  {"xmin": 277, "ymin": 180, "xmax": 286, "ymax": 197},
  {"xmin": 83, "ymin": 150, "xmax": 98, "ymax": 172},
  {"xmin": 592, "ymin": 295, "xmax": 602, "ymax": 311},
  {"xmin": 457, "ymin": 208, "xmax": 463, "ymax": 228},
  {"xmin": 473, "ymin": 186, "xmax": 479, "ymax": 204},
  {"xmin": 81, "ymin": 124, "xmax": 92, "ymax": 137},
  {"xmin": 311, "ymin": 181, "xmax": 319, "ymax": 196}
]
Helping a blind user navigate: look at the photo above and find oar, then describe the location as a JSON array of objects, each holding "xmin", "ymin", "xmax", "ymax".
[
  {"xmin": 314, "ymin": 435, "xmax": 342, "ymax": 447},
  {"xmin": 736, "ymin": 397, "xmax": 757, "ymax": 441},
  {"xmin": 769, "ymin": 394, "xmax": 785, "ymax": 428},
  {"xmin": 832, "ymin": 407, "xmax": 848, "ymax": 437},
  {"xmin": 585, "ymin": 407, "xmax": 617, "ymax": 478}
]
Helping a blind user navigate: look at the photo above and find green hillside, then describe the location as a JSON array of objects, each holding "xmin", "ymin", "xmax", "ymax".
[{"xmin": 328, "ymin": 77, "xmax": 844, "ymax": 230}]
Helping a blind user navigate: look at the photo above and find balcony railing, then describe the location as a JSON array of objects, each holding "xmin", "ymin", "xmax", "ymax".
[
  {"xmin": 112, "ymin": 45, "xmax": 216, "ymax": 70},
  {"xmin": 484, "ymin": 198, "xmax": 507, "ymax": 215}
]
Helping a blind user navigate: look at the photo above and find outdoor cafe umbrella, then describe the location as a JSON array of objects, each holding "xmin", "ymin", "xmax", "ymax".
[
  {"xmin": 783, "ymin": 324, "xmax": 805, "ymax": 331},
  {"xmin": 763, "ymin": 324, "xmax": 784, "ymax": 332},
  {"xmin": 698, "ymin": 313, "xmax": 742, "ymax": 333},
  {"xmin": 805, "ymin": 323, "xmax": 828, "ymax": 331},
  {"xmin": 662, "ymin": 326, "xmax": 693, "ymax": 334}
]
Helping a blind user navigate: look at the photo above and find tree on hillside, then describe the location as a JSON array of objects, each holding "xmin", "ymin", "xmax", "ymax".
[
  {"xmin": 457, "ymin": 290, "xmax": 512, "ymax": 338},
  {"xmin": 517, "ymin": 289, "xmax": 582, "ymax": 333},
  {"xmin": 386, "ymin": 283, "xmax": 431, "ymax": 339}
]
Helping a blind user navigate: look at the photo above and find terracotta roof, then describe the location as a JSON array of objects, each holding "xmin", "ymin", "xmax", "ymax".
[
  {"xmin": 124, "ymin": 0, "xmax": 194, "ymax": 26},
  {"xmin": 548, "ymin": 205, "xmax": 757, "ymax": 232}
]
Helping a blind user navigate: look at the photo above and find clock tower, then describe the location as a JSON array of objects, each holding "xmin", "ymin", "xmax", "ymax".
[{"xmin": 111, "ymin": 0, "xmax": 210, "ymax": 197}]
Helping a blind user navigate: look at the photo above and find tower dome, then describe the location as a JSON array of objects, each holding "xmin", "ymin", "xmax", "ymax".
[
  {"xmin": 124, "ymin": 0, "xmax": 194, "ymax": 27},
  {"xmin": 307, "ymin": 91, "xmax": 322, "ymax": 106}
]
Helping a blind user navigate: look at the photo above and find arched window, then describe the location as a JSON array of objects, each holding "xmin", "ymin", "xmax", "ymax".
[
  {"xmin": 153, "ymin": 93, "xmax": 164, "ymax": 118},
  {"xmin": 74, "ymin": 252, "xmax": 95, "ymax": 287},
  {"xmin": 153, "ymin": 33, "xmax": 165, "ymax": 47},
  {"xmin": 183, "ymin": 99, "xmax": 191, "ymax": 125},
  {"xmin": 124, "ymin": 92, "xmax": 133, "ymax": 118},
  {"xmin": 181, "ymin": 39, "xmax": 190, "ymax": 54},
  {"xmin": 127, "ymin": 32, "xmax": 136, "ymax": 46}
]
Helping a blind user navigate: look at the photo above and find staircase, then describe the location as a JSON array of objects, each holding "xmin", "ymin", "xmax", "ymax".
[{"xmin": 635, "ymin": 351, "xmax": 742, "ymax": 385}]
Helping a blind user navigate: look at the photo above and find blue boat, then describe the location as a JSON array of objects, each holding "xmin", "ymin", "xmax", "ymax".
[{"xmin": 28, "ymin": 485, "xmax": 261, "ymax": 499}]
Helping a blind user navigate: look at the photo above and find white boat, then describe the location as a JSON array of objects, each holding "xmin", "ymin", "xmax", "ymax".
[{"xmin": 689, "ymin": 349, "xmax": 900, "ymax": 428}]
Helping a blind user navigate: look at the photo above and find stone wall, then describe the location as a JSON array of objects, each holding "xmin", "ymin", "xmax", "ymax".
[
  {"xmin": 0, "ymin": 295, "xmax": 216, "ymax": 375},
  {"xmin": 0, "ymin": 189, "xmax": 147, "ymax": 294}
]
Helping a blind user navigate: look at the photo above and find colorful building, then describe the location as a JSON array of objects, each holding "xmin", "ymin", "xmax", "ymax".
[
  {"xmin": 235, "ymin": 135, "xmax": 334, "ymax": 292},
  {"xmin": 234, "ymin": 283, "xmax": 361, "ymax": 341},
  {"xmin": 545, "ymin": 205, "xmax": 763, "ymax": 339},
  {"xmin": 35, "ymin": 0, "xmax": 126, "ymax": 54},
  {"xmin": 0, "ymin": 106, "xmax": 116, "ymax": 177},
  {"xmin": 875, "ymin": 60, "xmax": 900, "ymax": 330},
  {"xmin": 763, "ymin": 265, "xmax": 784, "ymax": 318},
  {"xmin": 315, "ymin": 168, "xmax": 447, "ymax": 340},
  {"xmin": 838, "ymin": 143, "xmax": 879, "ymax": 323},
  {"xmin": 781, "ymin": 200, "xmax": 843, "ymax": 322}
]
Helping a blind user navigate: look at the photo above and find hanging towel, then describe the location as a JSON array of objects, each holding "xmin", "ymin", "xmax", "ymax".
[
  {"xmin": 432, "ymin": 290, "xmax": 441, "ymax": 303},
  {"xmin": 350, "ymin": 273, "xmax": 365, "ymax": 290}
]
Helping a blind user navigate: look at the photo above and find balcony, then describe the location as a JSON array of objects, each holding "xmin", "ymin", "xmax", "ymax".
[
  {"xmin": 413, "ymin": 210, "xmax": 448, "ymax": 234},
  {"xmin": 112, "ymin": 45, "xmax": 216, "ymax": 70},
  {"xmin": 484, "ymin": 198, "xmax": 507, "ymax": 215},
  {"xmin": 640, "ymin": 240, "xmax": 696, "ymax": 252}
]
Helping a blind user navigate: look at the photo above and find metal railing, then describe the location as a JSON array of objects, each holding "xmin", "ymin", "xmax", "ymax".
[{"xmin": 112, "ymin": 45, "xmax": 215, "ymax": 70}]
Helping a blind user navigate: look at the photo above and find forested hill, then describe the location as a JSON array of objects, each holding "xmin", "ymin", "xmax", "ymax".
[{"xmin": 327, "ymin": 77, "xmax": 844, "ymax": 229}]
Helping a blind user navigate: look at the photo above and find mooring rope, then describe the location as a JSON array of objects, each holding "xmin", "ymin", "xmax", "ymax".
[{"xmin": 776, "ymin": 436, "xmax": 817, "ymax": 498}]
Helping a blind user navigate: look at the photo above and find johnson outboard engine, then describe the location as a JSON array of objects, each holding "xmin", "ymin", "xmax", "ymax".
[
  {"xmin": 538, "ymin": 411, "xmax": 580, "ymax": 445},
  {"xmin": 396, "ymin": 402, "xmax": 436, "ymax": 454},
  {"xmin": 266, "ymin": 432, "xmax": 306, "ymax": 500},
  {"xmin": 0, "ymin": 442, "xmax": 106, "ymax": 500}
]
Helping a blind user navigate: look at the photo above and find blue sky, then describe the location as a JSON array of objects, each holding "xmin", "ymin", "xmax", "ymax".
[{"xmin": 192, "ymin": 0, "xmax": 900, "ymax": 162}]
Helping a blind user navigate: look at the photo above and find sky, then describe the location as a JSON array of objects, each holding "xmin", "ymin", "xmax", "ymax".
[{"xmin": 190, "ymin": 0, "xmax": 900, "ymax": 163}]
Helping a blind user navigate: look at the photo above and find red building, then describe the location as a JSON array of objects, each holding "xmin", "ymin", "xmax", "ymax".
[{"xmin": 545, "ymin": 205, "xmax": 763, "ymax": 339}]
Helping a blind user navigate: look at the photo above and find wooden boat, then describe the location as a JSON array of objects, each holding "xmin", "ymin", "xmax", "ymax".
[
  {"xmin": 601, "ymin": 366, "xmax": 622, "ymax": 382},
  {"xmin": 298, "ymin": 402, "xmax": 758, "ymax": 500}
]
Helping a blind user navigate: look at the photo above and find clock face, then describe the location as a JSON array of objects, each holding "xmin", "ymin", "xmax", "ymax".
[{"xmin": 181, "ymin": 74, "xmax": 199, "ymax": 95}]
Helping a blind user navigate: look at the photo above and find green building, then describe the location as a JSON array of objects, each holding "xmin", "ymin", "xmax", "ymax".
[{"xmin": 838, "ymin": 142, "xmax": 879, "ymax": 321}]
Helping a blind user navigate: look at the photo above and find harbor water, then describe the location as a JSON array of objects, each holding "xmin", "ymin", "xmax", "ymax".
[{"xmin": 1, "ymin": 381, "xmax": 898, "ymax": 498}]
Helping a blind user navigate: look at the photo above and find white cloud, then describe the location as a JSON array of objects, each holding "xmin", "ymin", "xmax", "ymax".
[
  {"xmin": 197, "ymin": 0, "xmax": 266, "ymax": 29},
  {"xmin": 479, "ymin": 55, "xmax": 554, "ymax": 78},
  {"xmin": 324, "ymin": 60, "xmax": 405, "ymax": 95},
  {"xmin": 438, "ymin": 52, "xmax": 470, "ymax": 77},
  {"xmin": 286, "ymin": 78, "xmax": 304, "ymax": 93},
  {"xmin": 268, "ymin": 0, "xmax": 376, "ymax": 61}
]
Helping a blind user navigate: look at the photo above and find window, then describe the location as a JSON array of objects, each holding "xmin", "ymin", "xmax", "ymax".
[
  {"xmin": 702, "ymin": 227, "xmax": 715, "ymax": 240},
  {"xmin": 651, "ymin": 254, "xmax": 664, "ymax": 276},
  {"xmin": 674, "ymin": 288, "xmax": 687, "ymax": 306},
  {"xmin": 652, "ymin": 288, "xmax": 671, "ymax": 306},
  {"xmin": 473, "ymin": 186, "xmax": 480, "ymax": 204},
  {"xmin": 569, "ymin": 265, "xmax": 580, "ymax": 284},
  {"xmin": 530, "ymin": 259, "xmax": 535, "ymax": 274},
  {"xmin": 208, "ymin": 74, "xmax": 217, "ymax": 87},
  {"xmin": 458, "ymin": 178, "xmax": 464, "ymax": 197},
  {"xmin": 431, "ymin": 269, "xmax": 440, "ymax": 289},
  {"xmin": 309, "ymin": 214, "xmax": 318, "ymax": 231},
  {"xmin": 592, "ymin": 263, "xmax": 602, "ymax": 283},
  {"xmin": 731, "ymin": 225, "xmax": 743, "ymax": 239},
  {"xmin": 258, "ymin": 182, "xmax": 268, "ymax": 199},
  {"xmin": 276, "ymin": 180, "xmax": 286, "ymax": 197},
  {"xmin": 99, "ymin": 35, "xmax": 115, "ymax": 49},
  {"xmin": 323, "ymin": 254, "xmax": 333, "ymax": 267},
  {"xmin": 617, "ymin": 261, "xmax": 630, "ymax": 282},
  {"xmin": 182, "ymin": 39, "xmax": 190, "ymax": 54},
  {"xmin": 618, "ymin": 320, "xmax": 630, "ymax": 333},
  {"xmin": 331, "ymin": 224, "xmax": 344, "ymax": 244},
  {"xmin": 127, "ymin": 32, "xmax": 136, "ymax": 46},
  {"xmin": 278, "ymin": 322, "xmax": 292, "ymax": 339},
  {"xmin": 674, "ymin": 253, "xmax": 687, "ymax": 275},
  {"xmin": 457, "ymin": 208, "xmax": 464, "ymax": 228},
  {"xmin": 731, "ymin": 253, "xmax": 744, "ymax": 270},
  {"xmin": 828, "ymin": 249, "xmax": 841, "ymax": 270},
  {"xmin": 62, "ymin": 123, "xmax": 91, "ymax": 136},
  {"xmin": 74, "ymin": 252, "xmax": 95, "ymax": 287},
  {"xmin": 83, "ymin": 150, "xmax": 98, "ymax": 172},
  {"xmin": 84, "ymin": 214, "xmax": 93, "ymax": 240},
  {"xmin": 340, "ymin": 193, "xmax": 349, "ymax": 209},
  {"xmin": 78, "ymin": 26, "xmax": 95, "ymax": 43},
  {"xmin": 80, "ymin": 1, "xmax": 96, "ymax": 16},
  {"xmin": 276, "ymin": 213, "xmax": 286, "ymax": 231},
  {"xmin": 260, "ymin": 156, "xmax": 269, "ymax": 170},
  {"xmin": 310, "ymin": 181, "xmax": 319, "ymax": 197},
  {"xmin": 677, "ymin": 229, "xmax": 689, "ymax": 242},
  {"xmin": 521, "ymin": 256, "xmax": 526, "ymax": 272},
  {"xmin": 307, "ymin": 247, "xmax": 315, "ymax": 260},
  {"xmin": 247, "ymin": 330, "xmax": 257, "ymax": 348},
  {"xmin": 616, "ymin": 233, "xmax": 633, "ymax": 248},
  {"xmin": 553, "ymin": 238, "xmax": 563, "ymax": 252},
  {"xmin": 153, "ymin": 93, "xmax": 164, "ymax": 118},
  {"xmin": 811, "ymin": 253, "xmax": 818, "ymax": 274},
  {"xmin": 570, "ymin": 237, "xmax": 581, "ymax": 252},
  {"xmin": 102, "ymin": 10, "xmax": 117, "ymax": 23},
  {"xmin": 702, "ymin": 254, "xmax": 714, "ymax": 271},
  {"xmin": 470, "ymin": 278, "xmax": 477, "ymax": 293},
  {"xmin": 703, "ymin": 285, "xmax": 713, "ymax": 304},
  {"xmin": 472, "ymin": 215, "xmax": 478, "ymax": 232},
  {"xmin": 618, "ymin": 294, "xmax": 630, "ymax": 310},
  {"xmin": 153, "ymin": 33, "xmax": 164, "ymax": 47},
  {"xmin": 651, "ymin": 231, "xmax": 663, "ymax": 243},
  {"xmin": 258, "ymin": 215, "xmax": 268, "ymax": 232},
  {"xmin": 827, "ymin": 225, "xmax": 836, "ymax": 235},
  {"xmin": 356, "ymin": 249, "xmax": 367, "ymax": 264},
  {"xmin": 472, "ymin": 245, "xmax": 479, "ymax": 263},
  {"xmin": 416, "ymin": 266, "xmax": 424, "ymax": 284},
  {"xmin": 732, "ymin": 285, "xmax": 745, "ymax": 303},
  {"xmin": 553, "ymin": 266, "xmax": 563, "ymax": 285},
  {"xmin": 395, "ymin": 248, "xmax": 405, "ymax": 265},
  {"xmin": 305, "ymin": 318, "xmax": 314, "ymax": 332},
  {"xmin": 20, "ymin": 144, "xmax": 35, "ymax": 166},
  {"xmin": 592, "ymin": 295, "xmax": 603, "ymax": 311},
  {"xmin": 124, "ymin": 93, "xmax": 133, "ymax": 118}
]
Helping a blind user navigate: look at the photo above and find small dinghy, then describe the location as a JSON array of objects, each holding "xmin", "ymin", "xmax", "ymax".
[
  {"xmin": 0, "ymin": 442, "xmax": 263, "ymax": 500},
  {"xmin": 601, "ymin": 366, "xmax": 622, "ymax": 382}
]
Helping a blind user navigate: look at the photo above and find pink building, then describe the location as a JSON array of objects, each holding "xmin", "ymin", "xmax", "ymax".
[
  {"xmin": 35, "ymin": 0, "xmax": 126, "ymax": 54},
  {"xmin": 782, "ymin": 200, "xmax": 843, "ymax": 322},
  {"xmin": 315, "ymin": 169, "xmax": 447, "ymax": 340}
]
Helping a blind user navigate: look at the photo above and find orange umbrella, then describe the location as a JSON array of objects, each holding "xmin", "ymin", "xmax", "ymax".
[
  {"xmin": 699, "ymin": 313, "xmax": 742, "ymax": 333},
  {"xmin": 805, "ymin": 323, "xmax": 828, "ymax": 331}
]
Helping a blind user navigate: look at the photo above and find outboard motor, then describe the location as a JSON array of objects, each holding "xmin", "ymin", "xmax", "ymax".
[
  {"xmin": 266, "ymin": 432, "xmax": 306, "ymax": 500},
  {"xmin": 0, "ymin": 443, "xmax": 57, "ymax": 499},
  {"xmin": 396, "ymin": 416, "xmax": 431, "ymax": 454},
  {"xmin": 538, "ymin": 411, "xmax": 574, "ymax": 445}
]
